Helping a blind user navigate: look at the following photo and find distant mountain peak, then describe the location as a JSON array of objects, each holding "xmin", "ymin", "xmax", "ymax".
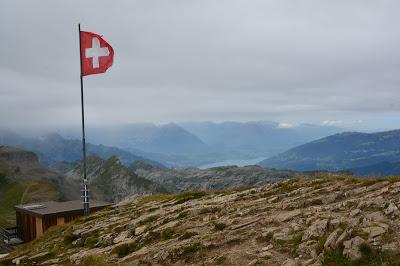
[{"xmin": 260, "ymin": 128, "xmax": 400, "ymax": 172}]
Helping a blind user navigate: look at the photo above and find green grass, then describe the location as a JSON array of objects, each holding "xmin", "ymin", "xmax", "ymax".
[
  {"xmin": 138, "ymin": 215, "xmax": 160, "ymax": 225},
  {"xmin": 291, "ymin": 232, "xmax": 304, "ymax": 246},
  {"xmin": 137, "ymin": 193, "xmax": 173, "ymax": 206},
  {"xmin": 77, "ymin": 255, "xmax": 126, "ymax": 266},
  {"xmin": 0, "ymin": 175, "xmax": 60, "ymax": 227},
  {"xmin": 215, "ymin": 255, "xmax": 227, "ymax": 265},
  {"xmin": 161, "ymin": 227, "xmax": 176, "ymax": 240},
  {"xmin": 174, "ymin": 191, "xmax": 207, "ymax": 204},
  {"xmin": 84, "ymin": 236, "xmax": 98, "ymax": 248},
  {"xmin": 63, "ymin": 231, "xmax": 79, "ymax": 245},
  {"xmin": 0, "ymin": 181, "xmax": 26, "ymax": 226},
  {"xmin": 213, "ymin": 222, "xmax": 227, "ymax": 231},
  {"xmin": 354, "ymin": 230, "xmax": 369, "ymax": 239},
  {"xmin": 322, "ymin": 246, "xmax": 400, "ymax": 266},
  {"xmin": 9, "ymin": 224, "xmax": 69, "ymax": 258},
  {"xmin": 315, "ymin": 235, "xmax": 327, "ymax": 254},
  {"xmin": 112, "ymin": 242, "xmax": 141, "ymax": 258},
  {"xmin": 182, "ymin": 242, "xmax": 203, "ymax": 255},
  {"xmin": 198, "ymin": 206, "xmax": 221, "ymax": 214},
  {"xmin": 179, "ymin": 231, "xmax": 198, "ymax": 240}
]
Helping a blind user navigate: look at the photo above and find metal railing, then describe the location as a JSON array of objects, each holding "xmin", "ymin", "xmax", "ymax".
[{"xmin": 0, "ymin": 226, "xmax": 18, "ymax": 244}]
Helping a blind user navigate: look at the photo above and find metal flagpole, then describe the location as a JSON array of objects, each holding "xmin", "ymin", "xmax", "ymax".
[{"xmin": 78, "ymin": 23, "xmax": 90, "ymax": 215}]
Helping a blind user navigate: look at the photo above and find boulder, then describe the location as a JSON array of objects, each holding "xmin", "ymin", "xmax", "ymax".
[
  {"xmin": 343, "ymin": 236, "xmax": 365, "ymax": 260},
  {"xmin": 350, "ymin": 208, "xmax": 361, "ymax": 217},
  {"xmin": 272, "ymin": 209, "xmax": 301, "ymax": 223},
  {"xmin": 113, "ymin": 231, "xmax": 130, "ymax": 244},
  {"xmin": 329, "ymin": 218, "xmax": 341, "ymax": 230},
  {"xmin": 282, "ymin": 258, "xmax": 297, "ymax": 266},
  {"xmin": 29, "ymin": 251, "xmax": 50, "ymax": 261},
  {"xmin": 297, "ymin": 240, "xmax": 317, "ymax": 258},
  {"xmin": 336, "ymin": 228, "xmax": 353, "ymax": 247},
  {"xmin": 384, "ymin": 202, "xmax": 398, "ymax": 216},
  {"xmin": 259, "ymin": 250, "xmax": 273, "ymax": 258},
  {"xmin": 11, "ymin": 256, "xmax": 27, "ymax": 265},
  {"xmin": 324, "ymin": 228, "xmax": 342, "ymax": 251},
  {"xmin": 302, "ymin": 219, "xmax": 328, "ymax": 241},
  {"xmin": 135, "ymin": 225, "xmax": 147, "ymax": 236},
  {"xmin": 362, "ymin": 226, "xmax": 386, "ymax": 239},
  {"xmin": 121, "ymin": 247, "xmax": 149, "ymax": 262}
]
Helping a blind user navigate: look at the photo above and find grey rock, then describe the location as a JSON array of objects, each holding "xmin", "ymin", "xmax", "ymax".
[
  {"xmin": 384, "ymin": 202, "xmax": 398, "ymax": 216},
  {"xmin": 343, "ymin": 236, "xmax": 365, "ymax": 260},
  {"xmin": 324, "ymin": 228, "xmax": 342, "ymax": 251}
]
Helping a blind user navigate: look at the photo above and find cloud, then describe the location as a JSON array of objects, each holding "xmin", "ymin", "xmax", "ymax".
[
  {"xmin": 321, "ymin": 120, "xmax": 363, "ymax": 127},
  {"xmin": 278, "ymin": 123, "xmax": 297, "ymax": 129},
  {"xmin": 0, "ymin": 0, "xmax": 400, "ymax": 128}
]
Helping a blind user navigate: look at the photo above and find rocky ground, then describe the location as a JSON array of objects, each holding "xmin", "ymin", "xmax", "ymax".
[
  {"xmin": 132, "ymin": 164, "xmax": 301, "ymax": 192},
  {"xmin": 2, "ymin": 175, "xmax": 400, "ymax": 265}
]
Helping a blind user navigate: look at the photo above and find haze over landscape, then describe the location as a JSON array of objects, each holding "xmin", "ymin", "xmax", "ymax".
[{"xmin": 2, "ymin": 1, "xmax": 400, "ymax": 265}]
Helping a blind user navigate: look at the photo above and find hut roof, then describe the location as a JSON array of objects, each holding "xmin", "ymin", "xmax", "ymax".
[{"xmin": 15, "ymin": 200, "xmax": 111, "ymax": 217}]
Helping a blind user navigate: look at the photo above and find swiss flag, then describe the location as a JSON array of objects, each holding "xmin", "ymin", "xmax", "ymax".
[{"xmin": 80, "ymin": 31, "xmax": 114, "ymax": 76}]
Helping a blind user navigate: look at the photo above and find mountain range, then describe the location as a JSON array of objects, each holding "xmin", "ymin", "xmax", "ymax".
[
  {"xmin": 180, "ymin": 121, "xmax": 340, "ymax": 157},
  {"xmin": 60, "ymin": 155, "xmax": 167, "ymax": 203},
  {"xmin": 259, "ymin": 130, "xmax": 400, "ymax": 175},
  {"xmin": 57, "ymin": 121, "xmax": 341, "ymax": 167},
  {"xmin": 0, "ymin": 129, "xmax": 163, "ymax": 168},
  {"xmin": 0, "ymin": 145, "xmax": 168, "ymax": 228}
]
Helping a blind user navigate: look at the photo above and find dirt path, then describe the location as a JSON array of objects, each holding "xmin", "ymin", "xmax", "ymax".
[{"xmin": 20, "ymin": 183, "xmax": 33, "ymax": 204}]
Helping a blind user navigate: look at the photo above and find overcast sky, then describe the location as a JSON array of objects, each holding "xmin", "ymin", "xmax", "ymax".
[{"xmin": 1, "ymin": 1, "xmax": 400, "ymax": 131}]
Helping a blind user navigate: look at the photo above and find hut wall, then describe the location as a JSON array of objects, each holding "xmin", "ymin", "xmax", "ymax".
[{"xmin": 16, "ymin": 211, "xmax": 36, "ymax": 242}]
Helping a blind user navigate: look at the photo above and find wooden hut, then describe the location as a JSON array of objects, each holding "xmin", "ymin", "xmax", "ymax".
[{"xmin": 15, "ymin": 200, "xmax": 111, "ymax": 242}]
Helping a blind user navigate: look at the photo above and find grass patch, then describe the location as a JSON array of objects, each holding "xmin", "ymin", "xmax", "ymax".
[
  {"xmin": 383, "ymin": 176, "xmax": 400, "ymax": 183},
  {"xmin": 112, "ymin": 242, "xmax": 141, "ymax": 258},
  {"xmin": 9, "ymin": 224, "xmax": 69, "ymax": 258},
  {"xmin": 63, "ymin": 231, "xmax": 79, "ymax": 245},
  {"xmin": 143, "ymin": 230, "xmax": 161, "ymax": 245},
  {"xmin": 148, "ymin": 207, "xmax": 160, "ymax": 212},
  {"xmin": 0, "ymin": 178, "xmax": 59, "ymax": 227},
  {"xmin": 256, "ymin": 231, "xmax": 273, "ymax": 243},
  {"xmin": 179, "ymin": 231, "xmax": 198, "ymax": 240},
  {"xmin": 137, "ymin": 193, "xmax": 173, "ymax": 206},
  {"xmin": 174, "ymin": 191, "xmax": 207, "ymax": 204},
  {"xmin": 199, "ymin": 206, "xmax": 221, "ymax": 214},
  {"xmin": 315, "ymin": 235, "xmax": 327, "ymax": 254},
  {"xmin": 84, "ymin": 236, "xmax": 98, "ymax": 248},
  {"xmin": 161, "ymin": 227, "xmax": 176, "ymax": 240},
  {"xmin": 182, "ymin": 242, "xmax": 203, "ymax": 255},
  {"xmin": 322, "ymin": 251, "xmax": 350, "ymax": 266},
  {"xmin": 177, "ymin": 211, "xmax": 189, "ymax": 219},
  {"xmin": 213, "ymin": 222, "xmax": 227, "ymax": 231},
  {"xmin": 275, "ymin": 178, "xmax": 302, "ymax": 194},
  {"xmin": 138, "ymin": 215, "xmax": 159, "ymax": 225},
  {"xmin": 215, "ymin": 255, "xmax": 227, "ymax": 265},
  {"xmin": 381, "ymin": 225, "xmax": 395, "ymax": 243},
  {"xmin": 78, "ymin": 255, "xmax": 122, "ymax": 266},
  {"xmin": 354, "ymin": 230, "xmax": 369, "ymax": 239},
  {"xmin": 291, "ymin": 232, "xmax": 304, "ymax": 246},
  {"xmin": 322, "ymin": 246, "xmax": 400, "ymax": 266}
]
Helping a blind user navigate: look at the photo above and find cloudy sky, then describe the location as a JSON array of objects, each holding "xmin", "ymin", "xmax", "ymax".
[{"xmin": 1, "ymin": 1, "xmax": 399, "ymax": 131}]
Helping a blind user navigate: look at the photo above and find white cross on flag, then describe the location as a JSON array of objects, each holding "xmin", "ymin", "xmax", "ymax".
[{"xmin": 80, "ymin": 31, "xmax": 114, "ymax": 76}]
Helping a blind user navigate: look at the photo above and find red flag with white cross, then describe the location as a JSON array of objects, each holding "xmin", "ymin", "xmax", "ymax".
[
  {"xmin": 80, "ymin": 31, "xmax": 114, "ymax": 76},
  {"xmin": 77, "ymin": 26, "xmax": 115, "ymax": 215}
]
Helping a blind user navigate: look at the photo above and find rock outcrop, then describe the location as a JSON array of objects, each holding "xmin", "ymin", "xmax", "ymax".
[{"xmin": 3, "ymin": 175, "xmax": 400, "ymax": 265}]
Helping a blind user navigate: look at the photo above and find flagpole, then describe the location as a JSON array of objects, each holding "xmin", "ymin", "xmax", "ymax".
[{"xmin": 78, "ymin": 23, "xmax": 90, "ymax": 216}]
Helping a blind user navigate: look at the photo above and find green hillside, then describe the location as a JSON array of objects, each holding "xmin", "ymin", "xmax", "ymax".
[
  {"xmin": 0, "ymin": 177, "xmax": 59, "ymax": 227},
  {"xmin": 0, "ymin": 147, "xmax": 61, "ymax": 227}
]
